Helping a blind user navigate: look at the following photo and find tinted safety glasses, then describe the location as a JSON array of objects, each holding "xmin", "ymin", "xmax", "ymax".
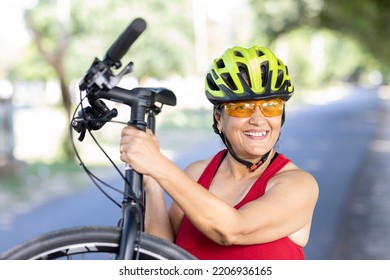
[{"xmin": 222, "ymin": 98, "xmax": 285, "ymax": 118}]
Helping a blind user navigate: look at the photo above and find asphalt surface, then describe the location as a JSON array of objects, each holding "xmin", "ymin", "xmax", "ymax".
[{"xmin": 332, "ymin": 87, "xmax": 390, "ymax": 259}]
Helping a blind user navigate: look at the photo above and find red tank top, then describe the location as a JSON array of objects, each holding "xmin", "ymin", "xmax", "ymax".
[{"xmin": 175, "ymin": 149, "xmax": 304, "ymax": 260}]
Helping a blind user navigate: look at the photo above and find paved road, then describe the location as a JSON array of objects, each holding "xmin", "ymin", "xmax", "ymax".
[
  {"xmin": 332, "ymin": 87, "xmax": 390, "ymax": 259},
  {"xmin": 282, "ymin": 86, "xmax": 381, "ymax": 259},
  {"xmin": 0, "ymin": 86, "xmax": 385, "ymax": 259}
]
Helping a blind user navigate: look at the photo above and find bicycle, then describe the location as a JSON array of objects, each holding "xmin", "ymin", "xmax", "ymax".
[{"xmin": 0, "ymin": 18, "xmax": 196, "ymax": 260}]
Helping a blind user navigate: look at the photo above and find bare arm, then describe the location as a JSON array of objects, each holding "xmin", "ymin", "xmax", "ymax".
[{"xmin": 144, "ymin": 176, "xmax": 174, "ymax": 242}]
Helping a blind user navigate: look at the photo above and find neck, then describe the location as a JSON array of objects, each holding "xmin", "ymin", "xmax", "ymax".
[{"xmin": 222, "ymin": 149, "xmax": 275, "ymax": 179}]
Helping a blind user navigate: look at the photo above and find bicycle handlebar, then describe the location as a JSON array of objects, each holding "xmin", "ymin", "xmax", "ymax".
[
  {"xmin": 71, "ymin": 86, "xmax": 176, "ymax": 140},
  {"xmin": 104, "ymin": 18, "xmax": 147, "ymax": 68}
]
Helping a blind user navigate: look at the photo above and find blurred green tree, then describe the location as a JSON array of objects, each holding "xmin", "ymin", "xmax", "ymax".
[
  {"xmin": 248, "ymin": 0, "xmax": 389, "ymax": 84},
  {"xmin": 318, "ymin": 0, "xmax": 390, "ymax": 82},
  {"xmin": 9, "ymin": 0, "xmax": 194, "ymax": 161}
]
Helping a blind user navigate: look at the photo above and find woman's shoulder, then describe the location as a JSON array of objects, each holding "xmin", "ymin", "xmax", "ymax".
[
  {"xmin": 183, "ymin": 149, "xmax": 226, "ymax": 181},
  {"xmin": 270, "ymin": 158, "xmax": 318, "ymax": 193},
  {"xmin": 184, "ymin": 157, "xmax": 213, "ymax": 181}
]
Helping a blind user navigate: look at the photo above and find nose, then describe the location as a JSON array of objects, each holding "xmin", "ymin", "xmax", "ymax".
[{"xmin": 249, "ymin": 106, "xmax": 266, "ymax": 123}]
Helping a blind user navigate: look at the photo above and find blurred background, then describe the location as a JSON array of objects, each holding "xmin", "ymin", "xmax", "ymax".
[{"xmin": 0, "ymin": 0, "xmax": 389, "ymax": 259}]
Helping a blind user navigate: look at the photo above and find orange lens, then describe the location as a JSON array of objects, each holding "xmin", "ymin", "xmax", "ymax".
[{"xmin": 224, "ymin": 98, "xmax": 284, "ymax": 118}]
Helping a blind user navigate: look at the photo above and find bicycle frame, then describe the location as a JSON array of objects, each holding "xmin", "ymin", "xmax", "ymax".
[{"xmin": 93, "ymin": 85, "xmax": 176, "ymax": 259}]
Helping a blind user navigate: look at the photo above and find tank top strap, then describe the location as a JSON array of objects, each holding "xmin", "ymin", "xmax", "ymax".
[{"xmin": 197, "ymin": 149, "xmax": 227, "ymax": 190}]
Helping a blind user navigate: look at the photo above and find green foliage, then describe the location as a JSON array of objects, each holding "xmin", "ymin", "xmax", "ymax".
[
  {"xmin": 248, "ymin": 0, "xmax": 390, "ymax": 85},
  {"xmin": 108, "ymin": 0, "xmax": 195, "ymax": 79},
  {"xmin": 318, "ymin": 0, "xmax": 390, "ymax": 82},
  {"xmin": 12, "ymin": 0, "xmax": 390, "ymax": 86},
  {"xmin": 282, "ymin": 28, "xmax": 365, "ymax": 88},
  {"xmin": 248, "ymin": 0, "xmax": 323, "ymax": 43},
  {"xmin": 8, "ymin": 45, "xmax": 55, "ymax": 80},
  {"xmin": 9, "ymin": 0, "xmax": 194, "ymax": 83}
]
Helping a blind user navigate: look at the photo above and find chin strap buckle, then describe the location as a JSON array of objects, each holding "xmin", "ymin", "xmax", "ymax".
[{"xmin": 249, "ymin": 161, "xmax": 263, "ymax": 172}]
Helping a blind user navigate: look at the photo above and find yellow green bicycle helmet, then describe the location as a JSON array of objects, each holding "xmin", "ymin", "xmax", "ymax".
[{"xmin": 205, "ymin": 45, "xmax": 294, "ymax": 105}]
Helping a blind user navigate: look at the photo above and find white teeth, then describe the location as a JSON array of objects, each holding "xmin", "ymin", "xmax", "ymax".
[{"xmin": 244, "ymin": 131, "xmax": 267, "ymax": 137}]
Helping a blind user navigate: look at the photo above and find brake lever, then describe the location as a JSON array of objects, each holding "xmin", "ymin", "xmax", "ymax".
[
  {"xmin": 78, "ymin": 129, "xmax": 87, "ymax": 142},
  {"xmin": 72, "ymin": 105, "xmax": 118, "ymax": 142}
]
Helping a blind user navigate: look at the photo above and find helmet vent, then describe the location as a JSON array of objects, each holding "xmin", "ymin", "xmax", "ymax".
[
  {"xmin": 206, "ymin": 73, "xmax": 220, "ymax": 91},
  {"xmin": 256, "ymin": 50, "xmax": 265, "ymax": 57},
  {"xmin": 221, "ymin": 73, "xmax": 238, "ymax": 90},
  {"xmin": 237, "ymin": 63, "xmax": 251, "ymax": 87},
  {"xmin": 260, "ymin": 62, "xmax": 269, "ymax": 87},
  {"xmin": 275, "ymin": 70, "xmax": 284, "ymax": 88},
  {"xmin": 233, "ymin": 51, "xmax": 244, "ymax": 57},
  {"xmin": 216, "ymin": 59, "xmax": 225, "ymax": 69}
]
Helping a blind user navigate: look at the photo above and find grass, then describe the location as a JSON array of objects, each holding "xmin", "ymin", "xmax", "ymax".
[
  {"xmin": 0, "ymin": 159, "xmax": 98, "ymax": 221},
  {"xmin": 0, "ymin": 160, "xmax": 84, "ymax": 194}
]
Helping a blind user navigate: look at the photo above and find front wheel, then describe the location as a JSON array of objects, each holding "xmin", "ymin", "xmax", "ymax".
[{"xmin": 0, "ymin": 226, "xmax": 196, "ymax": 260}]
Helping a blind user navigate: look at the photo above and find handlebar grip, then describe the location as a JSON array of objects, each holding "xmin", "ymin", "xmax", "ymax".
[{"xmin": 104, "ymin": 18, "xmax": 147, "ymax": 64}]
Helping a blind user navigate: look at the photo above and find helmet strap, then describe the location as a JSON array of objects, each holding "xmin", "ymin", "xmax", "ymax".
[{"xmin": 218, "ymin": 131, "xmax": 271, "ymax": 172}]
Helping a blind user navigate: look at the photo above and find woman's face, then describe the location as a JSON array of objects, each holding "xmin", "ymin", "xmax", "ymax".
[{"xmin": 215, "ymin": 105, "xmax": 282, "ymax": 160}]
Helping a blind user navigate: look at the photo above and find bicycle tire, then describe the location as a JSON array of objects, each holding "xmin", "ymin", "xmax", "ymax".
[{"xmin": 0, "ymin": 226, "xmax": 196, "ymax": 260}]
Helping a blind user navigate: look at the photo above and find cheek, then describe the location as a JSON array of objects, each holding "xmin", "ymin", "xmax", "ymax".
[
  {"xmin": 270, "ymin": 118, "xmax": 281, "ymax": 128},
  {"xmin": 221, "ymin": 116, "xmax": 244, "ymax": 132},
  {"xmin": 269, "ymin": 118, "xmax": 282, "ymax": 136},
  {"xmin": 221, "ymin": 118, "xmax": 248, "ymax": 143}
]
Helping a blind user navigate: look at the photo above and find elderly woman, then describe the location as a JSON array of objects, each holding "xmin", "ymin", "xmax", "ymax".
[{"xmin": 119, "ymin": 45, "xmax": 318, "ymax": 260}]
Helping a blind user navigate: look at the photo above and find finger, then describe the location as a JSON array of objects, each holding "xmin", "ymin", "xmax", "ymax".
[
  {"xmin": 120, "ymin": 135, "xmax": 132, "ymax": 146},
  {"xmin": 145, "ymin": 128, "xmax": 154, "ymax": 136},
  {"xmin": 121, "ymin": 125, "xmax": 137, "ymax": 136},
  {"xmin": 120, "ymin": 152, "xmax": 127, "ymax": 163}
]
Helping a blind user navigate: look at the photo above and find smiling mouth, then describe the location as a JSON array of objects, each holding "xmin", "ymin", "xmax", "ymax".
[{"xmin": 243, "ymin": 131, "xmax": 268, "ymax": 137}]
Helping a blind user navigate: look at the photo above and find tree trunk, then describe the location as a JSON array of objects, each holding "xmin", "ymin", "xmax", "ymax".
[{"xmin": 26, "ymin": 12, "xmax": 74, "ymax": 161}]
